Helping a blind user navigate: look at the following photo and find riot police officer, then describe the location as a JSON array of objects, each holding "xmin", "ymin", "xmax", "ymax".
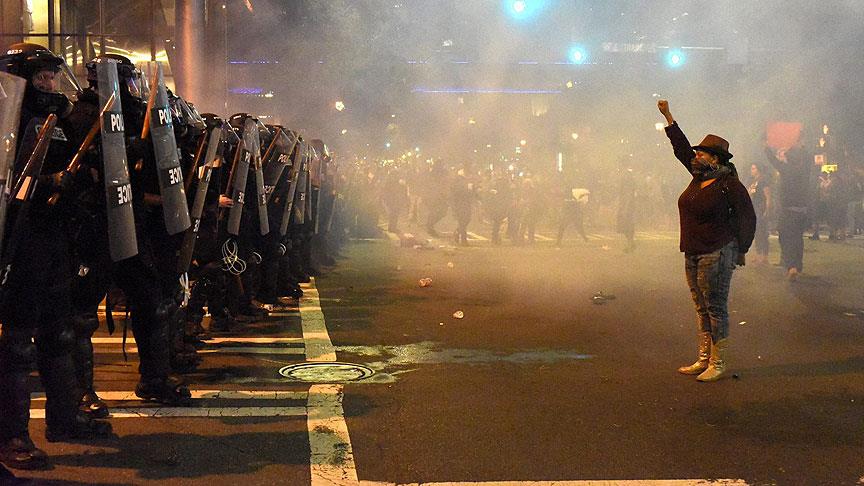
[
  {"xmin": 65, "ymin": 54, "xmax": 190, "ymax": 408},
  {"xmin": 0, "ymin": 43, "xmax": 112, "ymax": 471}
]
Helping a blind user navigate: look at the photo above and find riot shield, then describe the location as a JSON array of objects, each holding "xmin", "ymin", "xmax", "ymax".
[
  {"xmin": 279, "ymin": 141, "xmax": 303, "ymax": 236},
  {"xmin": 311, "ymin": 147, "xmax": 323, "ymax": 234},
  {"xmin": 0, "ymin": 114, "xmax": 56, "ymax": 273},
  {"xmin": 0, "ymin": 73, "xmax": 26, "ymax": 258},
  {"xmin": 243, "ymin": 118, "xmax": 269, "ymax": 235},
  {"xmin": 177, "ymin": 125, "xmax": 222, "ymax": 273},
  {"xmin": 97, "ymin": 60, "xmax": 138, "ymax": 261},
  {"xmin": 263, "ymin": 129, "xmax": 298, "ymax": 203},
  {"xmin": 144, "ymin": 62, "xmax": 190, "ymax": 235},
  {"xmin": 293, "ymin": 143, "xmax": 309, "ymax": 225},
  {"xmin": 226, "ymin": 139, "xmax": 249, "ymax": 236}
]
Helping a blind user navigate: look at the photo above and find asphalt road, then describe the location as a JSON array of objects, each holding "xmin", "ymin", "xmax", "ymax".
[{"xmin": 12, "ymin": 222, "xmax": 864, "ymax": 485}]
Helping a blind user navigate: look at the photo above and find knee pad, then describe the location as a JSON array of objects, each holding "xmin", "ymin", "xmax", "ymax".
[
  {"xmin": 0, "ymin": 329, "xmax": 37, "ymax": 370},
  {"xmin": 35, "ymin": 325, "xmax": 75, "ymax": 357},
  {"xmin": 71, "ymin": 314, "xmax": 100, "ymax": 337}
]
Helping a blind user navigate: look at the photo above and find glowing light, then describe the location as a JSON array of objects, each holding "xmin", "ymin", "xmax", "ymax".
[
  {"xmin": 385, "ymin": 142, "xmax": 391, "ymax": 149},
  {"xmin": 468, "ymin": 117, "xmax": 477, "ymax": 125},
  {"xmin": 666, "ymin": 49, "xmax": 686, "ymax": 68},
  {"xmin": 557, "ymin": 152, "xmax": 564, "ymax": 172},
  {"xmin": 520, "ymin": 139, "xmax": 527, "ymax": 146},
  {"xmin": 822, "ymin": 124, "xmax": 829, "ymax": 135},
  {"xmin": 568, "ymin": 45, "xmax": 588, "ymax": 65},
  {"xmin": 655, "ymin": 122, "xmax": 665, "ymax": 131},
  {"xmin": 341, "ymin": 129, "xmax": 348, "ymax": 135},
  {"xmin": 503, "ymin": 0, "xmax": 547, "ymax": 21},
  {"xmin": 571, "ymin": 132, "xmax": 579, "ymax": 140},
  {"xmin": 566, "ymin": 81, "xmax": 574, "ymax": 89},
  {"xmin": 334, "ymin": 101, "xmax": 345, "ymax": 111}
]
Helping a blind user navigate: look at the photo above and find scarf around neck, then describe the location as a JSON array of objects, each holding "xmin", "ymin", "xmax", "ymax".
[{"xmin": 692, "ymin": 163, "xmax": 731, "ymax": 182}]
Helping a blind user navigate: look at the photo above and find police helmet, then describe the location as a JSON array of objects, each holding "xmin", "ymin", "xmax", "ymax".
[{"xmin": 85, "ymin": 54, "xmax": 145, "ymax": 99}]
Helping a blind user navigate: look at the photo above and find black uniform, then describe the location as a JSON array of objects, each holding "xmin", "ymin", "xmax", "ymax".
[{"xmin": 0, "ymin": 43, "xmax": 111, "ymax": 471}]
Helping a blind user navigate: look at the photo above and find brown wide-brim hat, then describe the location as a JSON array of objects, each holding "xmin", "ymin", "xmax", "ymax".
[{"xmin": 693, "ymin": 134, "xmax": 733, "ymax": 159}]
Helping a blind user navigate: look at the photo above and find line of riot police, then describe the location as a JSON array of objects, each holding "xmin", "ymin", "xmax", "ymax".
[{"xmin": 0, "ymin": 44, "xmax": 342, "ymax": 471}]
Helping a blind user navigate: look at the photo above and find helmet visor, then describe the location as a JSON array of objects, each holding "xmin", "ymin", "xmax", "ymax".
[{"xmin": 31, "ymin": 61, "xmax": 81, "ymax": 100}]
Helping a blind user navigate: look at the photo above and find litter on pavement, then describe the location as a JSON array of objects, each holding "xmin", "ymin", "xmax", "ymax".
[{"xmin": 591, "ymin": 291, "xmax": 616, "ymax": 305}]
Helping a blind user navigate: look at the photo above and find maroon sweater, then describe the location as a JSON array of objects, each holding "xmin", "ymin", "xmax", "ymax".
[{"xmin": 665, "ymin": 122, "xmax": 757, "ymax": 255}]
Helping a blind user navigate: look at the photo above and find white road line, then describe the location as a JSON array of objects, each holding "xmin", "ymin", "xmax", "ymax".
[
  {"xmin": 308, "ymin": 384, "xmax": 358, "ymax": 485},
  {"xmin": 533, "ymin": 233, "xmax": 554, "ymax": 241},
  {"xmin": 466, "ymin": 231, "xmax": 489, "ymax": 241},
  {"xmin": 301, "ymin": 278, "xmax": 336, "ymax": 362},
  {"xmin": 91, "ymin": 346, "xmax": 304, "ymax": 355},
  {"xmin": 31, "ymin": 407, "xmax": 306, "ymax": 419},
  {"xmin": 32, "ymin": 390, "xmax": 308, "ymax": 401},
  {"xmin": 301, "ymin": 278, "xmax": 359, "ymax": 486},
  {"xmin": 91, "ymin": 336, "xmax": 303, "ymax": 345}
]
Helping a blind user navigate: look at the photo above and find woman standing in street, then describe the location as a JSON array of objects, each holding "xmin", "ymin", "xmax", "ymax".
[{"xmin": 657, "ymin": 100, "xmax": 757, "ymax": 382}]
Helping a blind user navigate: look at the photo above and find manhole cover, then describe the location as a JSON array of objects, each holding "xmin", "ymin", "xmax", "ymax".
[{"xmin": 278, "ymin": 362, "xmax": 375, "ymax": 383}]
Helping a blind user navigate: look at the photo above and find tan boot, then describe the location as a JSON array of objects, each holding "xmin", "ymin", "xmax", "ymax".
[
  {"xmin": 677, "ymin": 332, "xmax": 712, "ymax": 375},
  {"xmin": 697, "ymin": 338, "xmax": 728, "ymax": 382}
]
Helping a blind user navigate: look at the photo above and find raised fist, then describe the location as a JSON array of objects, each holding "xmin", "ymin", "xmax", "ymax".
[{"xmin": 657, "ymin": 99, "xmax": 670, "ymax": 115}]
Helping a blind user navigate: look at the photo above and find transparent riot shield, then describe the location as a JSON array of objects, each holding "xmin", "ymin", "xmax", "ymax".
[
  {"xmin": 97, "ymin": 60, "xmax": 138, "ymax": 261},
  {"xmin": 144, "ymin": 62, "xmax": 190, "ymax": 235},
  {"xmin": 177, "ymin": 125, "xmax": 223, "ymax": 273},
  {"xmin": 226, "ymin": 138, "xmax": 249, "ymax": 236},
  {"xmin": 279, "ymin": 140, "xmax": 304, "ymax": 236},
  {"xmin": 294, "ymin": 143, "xmax": 309, "ymax": 225},
  {"xmin": 243, "ymin": 117, "xmax": 269, "ymax": 235},
  {"xmin": 263, "ymin": 129, "xmax": 298, "ymax": 203},
  {"xmin": 0, "ymin": 73, "xmax": 26, "ymax": 261}
]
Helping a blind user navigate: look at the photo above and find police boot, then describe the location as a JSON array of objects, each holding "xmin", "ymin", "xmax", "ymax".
[
  {"xmin": 135, "ymin": 375, "xmax": 191, "ymax": 405},
  {"xmin": 130, "ymin": 299, "xmax": 187, "ymax": 403},
  {"xmin": 209, "ymin": 306, "xmax": 237, "ymax": 333},
  {"xmin": 0, "ymin": 436, "xmax": 48, "ymax": 471},
  {"xmin": 283, "ymin": 283, "xmax": 303, "ymax": 300},
  {"xmin": 236, "ymin": 299, "xmax": 269, "ymax": 322},
  {"xmin": 0, "ymin": 338, "xmax": 47, "ymax": 471},
  {"xmin": 167, "ymin": 301, "xmax": 200, "ymax": 374},
  {"xmin": 697, "ymin": 338, "xmax": 729, "ymax": 382},
  {"xmin": 39, "ymin": 351, "xmax": 112, "ymax": 442},
  {"xmin": 301, "ymin": 242, "xmax": 320, "ymax": 277},
  {"xmin": 290, "ymin": 247, "xmax": 311, "ymax": 284},
  {"xmin": 71, "ymin": 314, "xmax": 109, "ymax": 419},
  {"xmin": 185, "ymin": 278, "xmax": 212, "ymax": 341},
  {"xmin": 677, "ymin": 331, "xmax": 712, "ymax": 375}
]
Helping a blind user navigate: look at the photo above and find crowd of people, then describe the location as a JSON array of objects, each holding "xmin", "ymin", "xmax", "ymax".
[
  {"xmin": 0, "ymin": 43, "xmax": 345, "ymax": 472},
  {"xmin": 340, "ymin": 145, "xmax": 863, "ymax": 262}
]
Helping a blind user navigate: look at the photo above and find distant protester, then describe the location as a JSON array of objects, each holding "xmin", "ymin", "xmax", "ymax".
[{"xmin": 657, "ymin": 99, "xmax": 756, "ymax": 382}]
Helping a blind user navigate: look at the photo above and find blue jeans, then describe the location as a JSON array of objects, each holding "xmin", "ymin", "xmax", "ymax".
[{"xmin": 684, "ymin": 241, "xmax": 737, "ymax": 342}]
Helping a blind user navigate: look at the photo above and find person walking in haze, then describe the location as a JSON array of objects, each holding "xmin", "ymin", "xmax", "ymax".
[
  {"xmin": 765, "ymin": 144, "xmax": 812, "ymax": 280},
  {"xmin": 748, "ymin": 163, "xmax": 773, "ymax": 265},
  {"xmin": 657, "ymin": 99, "xmax": 756, "ymax": 382}
]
